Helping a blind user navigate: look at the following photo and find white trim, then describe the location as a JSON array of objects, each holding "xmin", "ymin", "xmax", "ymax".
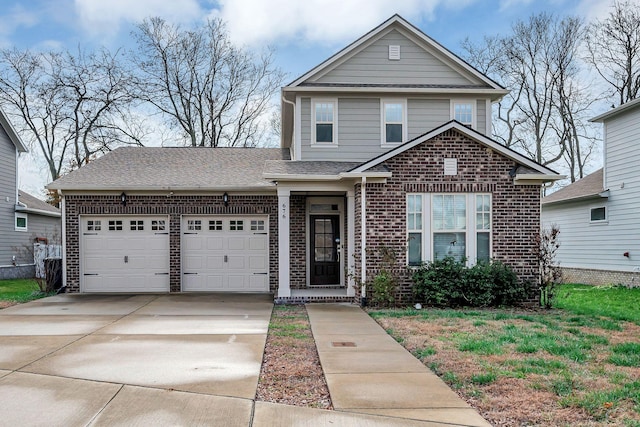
[
  {"xmin": 283, "ymin": 86, "xmax": 509, "ymax": 96},
  {"xmin": 61, "ymin": 194, "xmax": 67, "ymax": 289},
  {"xmin": 485, "ymin": 99, "xmax": 492, "ymax": 136},
  {"xmin": 360, "ymin": 177, "xmax": 367, "ymax": 296},
  {"xmin": 15, "ymin": 212, "xmax": 27, "ymax": 231},
  {"xmin": 311, "ymin": 98, "xmax": 338, "ymax": 146},
  {"xmin": 295, "ymin": 95, "xmax": 302, "ymax": 160},
  {"xmin": 380, "ymin": 98, "xmax": 407, "ymax": 147},
  {"xmin": 350, "ymin": 121, "xmax": 562, "ymax": 180},
  {"xmin": 450, "ymin": 99, "xmax": 476, "ymax": 129},
  {"xmin": 347, "ymin": 190, "xmax": 356, "ymax": 297},
  {"xmin": 590, "ymin": 97, "xmax": 640, "ymax": 122},
  {"xmin": 277, "ymin": 189, "xmax": 291, "ymax": 297}
]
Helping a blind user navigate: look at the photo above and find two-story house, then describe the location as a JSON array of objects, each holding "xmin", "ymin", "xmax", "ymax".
[
  {"xmin": 542, "ymin": 98, "xmax": 640, "ymax": 286},
  {"xmin": 0, "ymin": 108, "xmax": 61, "ymax": 280},
  {"xmin": 49, "ymin": 15, "xmax": 561, "ymax": 302}
]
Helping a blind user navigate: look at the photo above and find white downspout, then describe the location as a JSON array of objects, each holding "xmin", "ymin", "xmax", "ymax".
[
  {"xmin": 281, "ymin": 95, "xmax": 297, "ymax": 160},
  {"xmin": 360, "ymin": 176, "xmax": 367, "ymax": 305}
]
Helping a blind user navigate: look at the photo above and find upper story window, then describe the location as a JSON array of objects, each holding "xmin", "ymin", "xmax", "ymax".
[
  {"xmin": 15, "ymin": 213, "xmax": 27, "ymax": 232},
  {"xmin": 451, "ymin": 100, "xmax": 475, "ymax": 128},
  {"xmin": 382, "ymin": 99, "xmax": 406, "ymax": 146},
  {"xmin": 312, "ymin": 99, "xmax": 337, "ymax": 145},
  {"xmin": 590, "ymin": 206, "xmax": 607, "ymax": 222}
]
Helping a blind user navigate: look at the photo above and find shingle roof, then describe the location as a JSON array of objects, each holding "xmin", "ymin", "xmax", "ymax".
[
  {"xmin": 542, "ymin": 169, "xmax": 605, "ymax": 205},
  {"xmin": 17, "ymin": 190, "xmax": 61, "ymax": 216},
  {"xmin": 48, "ymin": 147, "xmax": 290, "ymax": 191}
]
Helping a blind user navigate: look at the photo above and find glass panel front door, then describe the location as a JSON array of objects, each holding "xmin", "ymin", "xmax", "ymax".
[{"xmin": 310, "ymin": 215, "xmax": 340, "ymax": 285}]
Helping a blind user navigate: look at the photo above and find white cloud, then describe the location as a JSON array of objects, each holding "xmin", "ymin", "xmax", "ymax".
[
  {"xmin": 498, "ymin": 0, "xmax": 533, "ymax": 11},
  {"xmin": 0, "ymin": 4, "xmax": 38, "ymax": 46},
  {"xmin": 577, "ymin": 0, "xmax": 614, "ymax": 22},
  {"xmin": 214, "ymin": 0, "xmax": 460, "ymax": 47},
  {"xmin": 74, "ymin": 0, "xmax": 203, "ymax": 37}
]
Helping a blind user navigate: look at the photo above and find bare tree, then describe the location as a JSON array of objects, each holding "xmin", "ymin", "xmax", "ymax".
[
  {"xmin": 585, "ymin": 0, "xmax": 640, "ymax": 105},
  {"xmin": 0, "ymin": 47, "xmax": 144, "ymax": 182},
  {"xmin": 462, "ymin": 13, "xmax": 598, "ymax": 182},
  {"xmin": 131, "ymin": 17, "xmax": 285, "ymax": 147}
]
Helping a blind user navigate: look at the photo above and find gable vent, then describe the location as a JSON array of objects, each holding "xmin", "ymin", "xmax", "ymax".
[{"xmin": 389, "ymin": 45, "xmax": 400, "ymax": 60}]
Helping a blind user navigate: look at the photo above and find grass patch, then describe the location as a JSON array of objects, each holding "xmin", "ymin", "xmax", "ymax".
[
  {"xmin": 609, "ymin": 343, "xmax": 640, "ymax": 367},
  {"xmin": 555, "ymin": 284, "xmax": 640, "ymax": 324},
  {"xmin": 370, "ymin": 284, "xmax": 640, "ymax": 426},
  {"xmin": 0, "ymin": 279, "xmax": 50, "ymax": 305}
]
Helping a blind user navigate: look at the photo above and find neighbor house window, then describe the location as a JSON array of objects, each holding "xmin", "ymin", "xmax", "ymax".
[
  {"xmin": 590, "ymin": 206, "xmax": 606, "ymax": 222},
  {"xmin": 451, "ymin": 100, "xmax": 475, "ymax": 127},
  {"xmin": 312, "ymin": 99, "xmax": 337, "ymax": 144},
  {"xmin": 15, "ymin": 213, "xmax": 27, "ymax": 231},
  {"xmin": 382, "ymin": 99, "xmax": 406, "ymax": 145},
  {"xmin": 407, "ymin": 193, "xmax": 491, "ymax": 265}
]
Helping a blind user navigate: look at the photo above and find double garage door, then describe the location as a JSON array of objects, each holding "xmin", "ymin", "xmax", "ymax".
[{"xmin": 80, "ymin": 215, "xmax": 269, "ymax": 293}]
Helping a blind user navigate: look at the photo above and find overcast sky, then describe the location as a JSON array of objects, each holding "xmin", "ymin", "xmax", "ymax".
[{"xmin": 2, "ymin": 0, "xmax": 616, "ymax": 196}]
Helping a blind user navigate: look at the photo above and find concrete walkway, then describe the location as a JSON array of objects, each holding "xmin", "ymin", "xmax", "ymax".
[{"xmin": 307, "ymin": 303, "xmax": 491, "ymax": 427}]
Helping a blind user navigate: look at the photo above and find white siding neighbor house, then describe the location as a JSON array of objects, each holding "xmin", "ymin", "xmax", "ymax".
[{"xmin": 542, "ymin": 98, "xmax": 640, "ymax": 286}]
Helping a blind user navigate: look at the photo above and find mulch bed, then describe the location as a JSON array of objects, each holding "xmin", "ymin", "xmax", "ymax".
[{"xmin": 256, "ymin": 304, "xmax": 332, "ymax": 409}]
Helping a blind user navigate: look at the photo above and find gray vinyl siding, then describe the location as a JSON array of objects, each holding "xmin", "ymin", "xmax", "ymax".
[
  {"xmin": 314, "ymin": 29, "xmax": 476, "ymax": 86},
  {"xmin": 0, "ymin": 126, "xmax": 20, "ymax": 265},
  {"xmin": 407, "ymin": 99, "xmax": 449, "ymax": 139},
  {"xmin": 476, "ymin": 100, "xmax": 486, "ymax": 135},
  {"xmin": 300, "ymin": 97, "xmax": 489, "ymax": 161},
  {"xmin": 27, "ymin": 214, "xmax": 61, "ymax": 244},
  {"xmin": 541, "ymin": 106, "xmax": 640, "ymax": 273}
]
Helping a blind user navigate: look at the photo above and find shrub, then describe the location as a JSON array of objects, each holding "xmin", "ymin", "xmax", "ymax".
[
  {"xmin": 371, "ymin": 269, "xmax": 397, "ymax": 307},
  {"xmin": 412, "ymin": 257, "xmax": 524, "ymax": 307}
]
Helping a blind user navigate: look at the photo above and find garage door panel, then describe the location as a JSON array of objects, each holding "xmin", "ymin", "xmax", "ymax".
[
  {"xmin": 227, "ymin": 237, "xmax": 246, "ymax": 250},
  {"xmin": 206, "ymin": 256, "xmax": 224, "ymax": 269},
  {"xmin": 206, "ymin": 237, "xmax": 224, "ymax": 250},
  {"xmin": 81, "ymin": 216, "xmax": 170, "ymax": 293},
  {"xmin": 249, "ymin": 237, "xmax": 267, "ymax": 251},
  {"xmin": 182, "ymin": 216, "xmax": 268, "ymax": 292}
]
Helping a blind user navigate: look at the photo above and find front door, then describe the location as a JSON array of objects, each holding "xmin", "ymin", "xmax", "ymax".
[{"xmin": 310, "ymin": 215, "xmax": 340, "ymax": 285}]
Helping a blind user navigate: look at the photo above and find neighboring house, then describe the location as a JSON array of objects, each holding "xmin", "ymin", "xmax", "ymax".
[
  {"xmin": 542, "ymin": 98, "xmax": 640, "ymax": 286},
  {"xmin": 0, "ymin": 109, "xmax": 61, "ymax": 280},
  {"xmin": 48, "ymin": 15, "xmax": 561, "ymax": 302}
]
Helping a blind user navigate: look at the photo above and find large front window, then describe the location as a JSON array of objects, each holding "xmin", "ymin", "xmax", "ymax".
[{"xmin": 407, "ymin": 193, "xmax": 491, "ymax": 265}]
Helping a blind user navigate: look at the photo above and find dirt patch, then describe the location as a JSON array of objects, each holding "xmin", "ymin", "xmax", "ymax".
[
  {"xmin": 256, "ymin": 304, "xmax": 332, "ymax": 409},
  {"xmin": 0, "ymin": 301, "xmax": 16, "ymax": 309}
]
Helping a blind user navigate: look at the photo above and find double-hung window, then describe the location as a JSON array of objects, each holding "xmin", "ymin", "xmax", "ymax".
[
  {"xmin": 407, "ymin": 193, "xmax": 492, "ymax": 265},
  {"xmin": 312, "ymin": 99, "xmax": 337, "ymax": 145},
  {"xmin": 382, "ymin": 99, "xmax": 406, "ymax": 145},
  {"xmin": 451, "ymin": 100, "xmax": 475, "ymax": 128}
]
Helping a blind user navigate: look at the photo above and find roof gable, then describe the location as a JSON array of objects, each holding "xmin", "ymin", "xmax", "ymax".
[
  {"xmin": 17, "ymin": 190, "xmax": 61, "ymax": 217},
  {"xmin": 287, "ymin": 15, "xmax": 504, "ymax": 93},
  {"xmin": 349, "ymin": 121, "xmax": 562, "ymax": 181},
  {"xmin": 0, "ymin": 108, "xmax": 27, "ymax": 153}
]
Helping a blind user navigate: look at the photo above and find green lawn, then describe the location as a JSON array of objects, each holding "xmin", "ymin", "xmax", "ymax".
[
  {"xmin": 0, "ymin": 278, "xmax": 50, "ymax": 305},
  {"xmin": 554, "ymin": 284, "xmax": 640, "ymax": 324}
]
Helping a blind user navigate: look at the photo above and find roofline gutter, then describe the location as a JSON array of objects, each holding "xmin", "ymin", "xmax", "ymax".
[
  {"xmin": 14, "ymin": 206, "xmax": 61, "ymax": 218},
  {"xmin": 263, "ymin": 171, "xmax": 391, "ymax": 181},
  {"xmin": 542, "ymin": 190, "xmax": 609, "ymax": 206},
  {"xmin": 47, "ymin": 186, "xmax": 278, "ymax": 193}
]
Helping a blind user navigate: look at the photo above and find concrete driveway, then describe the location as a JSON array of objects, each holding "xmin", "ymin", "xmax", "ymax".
[{"xmin": 0, "ymin": 293, "xmax": 272, "ymax": 426}]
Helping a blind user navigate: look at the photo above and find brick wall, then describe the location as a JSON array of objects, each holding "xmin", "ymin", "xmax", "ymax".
[
  {"xmin": 562, "ymin": 267, "xmax": 640, "ymax": 287},
  {"xmin": 63, "ymin": 194, "xmax": 279, "ymax": 293},
  {"xmin": 290, "ymin": 195, "xmax": 306, "ymax": 289},
  {"xmin": 354, "ymin": 129, "xmax": 542, "ymax": 303}
]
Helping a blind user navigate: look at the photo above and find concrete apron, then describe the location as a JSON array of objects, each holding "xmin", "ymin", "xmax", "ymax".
[
  {"xmin": 0, "ymin": 293, "xmax": 269, "ymax": 426},
  {"xmin": 307, "ymin": 303, "xmax": 492, "ymax": 427}
]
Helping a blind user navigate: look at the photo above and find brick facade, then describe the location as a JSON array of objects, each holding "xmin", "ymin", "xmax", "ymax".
[
  {"xmin": 353, "ymin": 129, "xmax": 542, "ymax": 303},
  {"xmin": 63, "ymin": 194, "xmax": 279, "ymax": 293}
]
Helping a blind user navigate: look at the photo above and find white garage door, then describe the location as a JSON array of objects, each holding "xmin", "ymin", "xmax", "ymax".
[
  {"xmin": 182, "ymin": 216, "xmax": 269, "ymax": 292},
  {"xmin": 81, "ymin": 216, "xmax": 170, "ymax": 293}
]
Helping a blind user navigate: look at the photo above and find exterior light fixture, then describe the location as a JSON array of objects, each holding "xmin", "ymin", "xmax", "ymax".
[
  {"xmin": 120, "ymin": 192, "xmax": 127, "ymax": 206},
  {"xmin": 223, "ymin": 192, "xmax": 229, "ymax": 207}
]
